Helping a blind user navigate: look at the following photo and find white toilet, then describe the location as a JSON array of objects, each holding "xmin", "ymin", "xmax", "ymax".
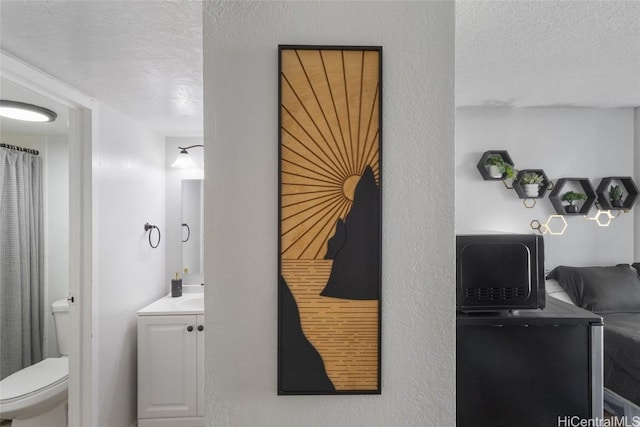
[{"xmin": 0, "ymin": 299, "xmax": 70, "ymax": 427}]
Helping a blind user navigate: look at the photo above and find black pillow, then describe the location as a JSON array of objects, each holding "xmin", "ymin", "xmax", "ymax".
[{"xmin": 547, "ymin": 265, "xmax": 640, "ymax": 313}]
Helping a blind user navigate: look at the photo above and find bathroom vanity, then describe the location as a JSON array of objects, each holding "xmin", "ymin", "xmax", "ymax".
[{"xmin": 137, "ymin": 287, "xmax": 204, "ymax": 427}]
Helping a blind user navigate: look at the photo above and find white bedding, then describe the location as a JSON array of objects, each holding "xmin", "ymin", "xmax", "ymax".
[{"xmin": 545, "ymin": 278, "xmax": 575, "ymax": 305}]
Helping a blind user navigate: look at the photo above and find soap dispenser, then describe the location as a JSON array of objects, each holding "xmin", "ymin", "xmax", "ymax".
[{"xmin": 171, "ymin": 272, "xmax": 182, "ymax": 297}]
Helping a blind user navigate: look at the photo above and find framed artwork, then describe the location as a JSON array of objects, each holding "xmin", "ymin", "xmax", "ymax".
[{"xmin": 278, "ymin": 45, "xmax": 382, "ymax": 395}]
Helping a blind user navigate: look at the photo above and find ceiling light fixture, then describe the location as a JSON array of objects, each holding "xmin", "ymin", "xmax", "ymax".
[
  {"xmin": 171, "ymin": 144, "xmax": 204, "ymax": 169},
  {"xmin": 0, "ymin": 100, "xmax": 57, "ymax": 122}
]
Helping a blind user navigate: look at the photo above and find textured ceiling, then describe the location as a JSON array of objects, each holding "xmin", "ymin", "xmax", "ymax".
[
  {"xmin": 0, "ymin": 1, "xmax": 638, "ymax": 141},
  {"xmin": 0, "ymin": 1, "xmax": 203, "ymax": 136},
  {"xmin": 456, "ymin": 1, "xmax": 640, "ymax": 108}
]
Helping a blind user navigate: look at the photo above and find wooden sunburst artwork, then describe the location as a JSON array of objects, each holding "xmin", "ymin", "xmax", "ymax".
[{"xmin": 278, "ymin": 46, "xmax": 381, "ymax": 395}]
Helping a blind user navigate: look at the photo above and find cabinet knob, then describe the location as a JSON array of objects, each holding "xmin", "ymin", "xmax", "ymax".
[
  {"xmin": 197, "ymin": 325, "xmax": 204, "ymax": 331},
  {"xmin": 187, "ymin": 325, "xmax": 194, "ymax": 332}
]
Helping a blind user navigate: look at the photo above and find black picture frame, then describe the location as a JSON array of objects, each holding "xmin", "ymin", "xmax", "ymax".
[{"xmin": 278, "ymin": 45, "xmax": 382, "ymax": 395}]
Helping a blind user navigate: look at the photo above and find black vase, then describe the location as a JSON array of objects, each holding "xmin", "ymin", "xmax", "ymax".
[
  {"xmin": 565, "ymin": 205, "xmax": 578, "ymax": 214},
  {"xmin": 612, "ymin": 199, "xmax": 623, "ymax": 208}
]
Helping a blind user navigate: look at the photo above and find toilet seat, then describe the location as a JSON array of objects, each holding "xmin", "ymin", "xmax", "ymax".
[{"xmin": 0, "ymin": 357, "xmax": 68, "ymax": 420}]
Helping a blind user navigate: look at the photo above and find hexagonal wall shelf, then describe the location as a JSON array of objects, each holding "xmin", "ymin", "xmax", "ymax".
[
  {"xmin": 595, "ymin": 177, "xmax": 639, "ymax": 211},
  {"xmin": 512, "ymin": 169, "xmax": 550, "ymax": 199},
  {"xmin": 548, "ymin": 178, "xmax": 597, "ymax": 216},
  {"xmin": 476, "ymin": 150, "xmax": 515, "ymax": 181}
]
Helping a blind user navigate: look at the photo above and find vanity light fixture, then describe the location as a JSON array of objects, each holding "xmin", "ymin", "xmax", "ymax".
[
  {"xmin": 0, "ymin": 100, "xmax": 57, "ymax": 122},
  {"xmin": 171, "ymin": 144, "xmax": 204, "ymax": 169}
]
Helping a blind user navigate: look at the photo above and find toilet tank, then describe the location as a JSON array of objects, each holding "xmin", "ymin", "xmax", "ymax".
[{"xmin": 52, "ymin": 299, "xmax": 70, "ymax": 356}]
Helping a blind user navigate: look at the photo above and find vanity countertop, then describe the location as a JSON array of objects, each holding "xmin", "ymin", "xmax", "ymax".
[{"xmin": 137, "ymin": 285, "xmax": 204, "ymax": 316}]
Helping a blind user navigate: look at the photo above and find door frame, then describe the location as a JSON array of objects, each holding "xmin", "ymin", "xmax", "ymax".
[{"xmin": 1, "ymin": 52, "xmax": 95, "ymax": 427}]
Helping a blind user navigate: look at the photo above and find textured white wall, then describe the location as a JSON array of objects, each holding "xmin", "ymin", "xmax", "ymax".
[
  {"xmin": 94, "ymin": 103, "xmax": 166, "ymax": 427},
  {"xmin": 165, "ymin": 137, "xmax": 204, "ymax": 287},
  {"xmin": 456, "ymin": 107, "xmax": 636, "ymax": 269},
  {"xmin": 203, "ymin": 2, "xmax": 454, "ymax": 426}
]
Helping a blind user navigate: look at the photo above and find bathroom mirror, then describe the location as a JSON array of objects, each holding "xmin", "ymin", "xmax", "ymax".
[{"xmin": 181, "ymin": 179, "xmax": 203, "ymax": 275}]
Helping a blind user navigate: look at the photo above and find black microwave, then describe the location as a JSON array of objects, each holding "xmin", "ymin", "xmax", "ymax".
[{"xmin": 456, "ymin": 234, "xmax": 545, "ymax": 311}]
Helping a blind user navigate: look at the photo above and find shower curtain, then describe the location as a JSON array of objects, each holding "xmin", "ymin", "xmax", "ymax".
[{"xmin": 0, "ymin": 147, "xmax": 44, "ymax": 380}]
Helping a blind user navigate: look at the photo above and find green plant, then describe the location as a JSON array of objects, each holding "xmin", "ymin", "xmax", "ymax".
[
  {"xmin": 561, "ymin": 191, "xmax": 587, "ymax": 206},
  {"xmin": 520, "ymin": 172, "xmax": 544, "ymax": 185},
  {"xmin": 485, "ymin": 155, "xmax": 515, "ymax": 179},
  {"xmin": 609, "ymin": 185, "xmax": 624, "ymax": 201}
]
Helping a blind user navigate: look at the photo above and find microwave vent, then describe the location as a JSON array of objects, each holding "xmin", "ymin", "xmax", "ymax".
[{"xmin": 465, "ymin": 287, "xmax": 527, "ymax": 302}]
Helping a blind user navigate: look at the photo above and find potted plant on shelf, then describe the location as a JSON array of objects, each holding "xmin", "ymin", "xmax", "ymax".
[
  {"xmin": 520, "ymin": 172, "xmax": 544, "ymax": 198},
  {"xmin": 609, "ymin": 185, "xmax": 624, "ymax": 208},
  {"xmin": 561, "ymin": 191, "xmax": 587, "ymax": 213},
  {"xmin": 485, "ymin": 156, "xmax": 515, "ymax": 179}
]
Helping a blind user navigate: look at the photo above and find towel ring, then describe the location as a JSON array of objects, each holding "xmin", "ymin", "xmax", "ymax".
[{"xmin": 144, "ymin": 223, "xmax": 161, "ymax": 248}]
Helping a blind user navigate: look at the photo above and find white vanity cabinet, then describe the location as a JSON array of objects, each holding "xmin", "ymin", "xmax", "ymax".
[{"xmin": 137, "ymin": 291, "xmax": 204, "ymax": 427}]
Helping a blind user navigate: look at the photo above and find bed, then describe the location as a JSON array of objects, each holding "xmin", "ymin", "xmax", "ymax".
[{"xmin": 546, "ymin": 264, "xmax": 640, "ymax": 417}]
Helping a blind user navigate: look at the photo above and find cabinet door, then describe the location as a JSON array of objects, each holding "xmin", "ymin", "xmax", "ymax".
[
  {"xmin": 196, "ymin": 314, "xmax": 205, "ymax": 417},
  {"xmin": 457, "ymin": 323, "xmax": 591, "ymax": 427},
  {"xmin": 138, "ymin": 315, "xmax": 198, "ymax": 419}
]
